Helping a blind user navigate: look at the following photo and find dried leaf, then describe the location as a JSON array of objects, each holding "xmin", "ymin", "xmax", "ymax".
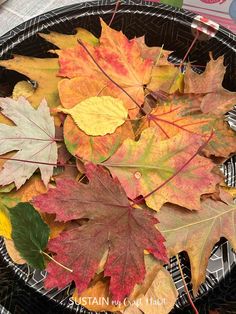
[
  {"xmin": 156, "ymin": 198, "xmax": 236, "ymax": 294},
  {"xmin": 58, "ymin": 75, "xmax": 139, "ymax": 116},
  {"xmin": 137, "ymin": 102, "xmax": 236, "ymax": 158},
  {"xmin": 103, "ymin": 128, "xmax": 221, "ymax": 211},
  {"xmin": 39, "ymin": 28, "xmax": 99, "ymax": 49},
  {"xmin": 0, "ymin": 56, "xmax": 61, "ymax": 109},
  {"xmin": 33, "ymin": 164, "xmax": 167, "ymax": 301},
  {"xmin": 128, "ymin": 268, "xmax": 178, "ymax": 314},
  {"xmin": 59, "ymin": 96, "xmax": 128, "ymax": 136},
  {"xmin": 12, "ymin": 81, "xmax": 34, "ymax": 100},
  {"xmin": 58, "ymin": 19, "xmax": 153, "ymax": 118},
  {"xmin": 200, "ymin": 90, "xmax": 236, "ymax": 115},
  {"xmin": 0, "ymin": 97, "xmax": 57, "ymax": 189},
  {"xmin": 184, "ymin": 55, "xmax": 225, "ymax": 94}
]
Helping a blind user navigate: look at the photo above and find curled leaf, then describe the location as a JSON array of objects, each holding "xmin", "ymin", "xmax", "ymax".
[{"xmin": 12, "ymin": 81, "xmax": 34, "ymax": 100}]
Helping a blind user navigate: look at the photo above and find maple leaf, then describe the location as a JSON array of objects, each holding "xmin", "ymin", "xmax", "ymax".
[
  {"xmin": 0, "ymin": 56, "xmax": 61, "ymax": 109},
  {"xmin": 0, "ymin": 97, "xmax": 57, "ymax": 189},
  {"xmin": 33, "ymin": 163, "xmax": 167, "ymax": 301},
  {"xmin": 39, "ymin": 27, "xmax": 99, "ymax": 49},
  {"xmin": 184, "ymin": 55, "xmax": 226, "ymax": 94},
  {"xmin": 59, "ymin": 96, "xmax": 128, "ymax": 136},
  {"xmin": 103, "ymin": 128, "xmax": 221, "ymax": 211},
  {"xmin": 156, "ymin": 198, "xmax": 236, "ymax": 294},
  {"xmin": 137, "ymin": 102, "xmax": 236, "ymax": 158},
  {"xmin": 58, "ymin": 74, "xmax": 141, "ymax": 116},
  {"xmin": 134, "ymin": 36, "xmax": 172, "ymax": 65},
  {"xmin": 57, "ymin": 19, "xmax": 153, "ymax": 117}
]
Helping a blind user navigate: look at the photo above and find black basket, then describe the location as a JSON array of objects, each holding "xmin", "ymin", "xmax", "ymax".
[{"xmin": 0, "ymin": 1, "xmax": 236, "ymax": 313}]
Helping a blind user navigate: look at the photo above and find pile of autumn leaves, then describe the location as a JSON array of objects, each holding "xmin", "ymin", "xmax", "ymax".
[{"xmin": 0, "ymin": 19, "xmax": 236, "ymax": 314}]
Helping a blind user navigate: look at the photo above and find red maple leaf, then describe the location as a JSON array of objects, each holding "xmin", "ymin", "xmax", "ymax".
[{"xmin": 33, "ymin": 163, "xmax": 167, "ymax": 301}]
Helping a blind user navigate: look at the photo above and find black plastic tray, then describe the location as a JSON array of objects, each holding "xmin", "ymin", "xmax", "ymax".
[{"xmin": 0, "ymin": 1, "xmax": 236, "ymax": 313}]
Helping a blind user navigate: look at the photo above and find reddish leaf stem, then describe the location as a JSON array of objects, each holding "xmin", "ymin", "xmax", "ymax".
[
  {"xmin": 176, "ymin": 254, "xmax": 199, "ymax": 314},
  {"xmin": 179, "ymin": 30, "xmax": 200, "ymax": 71},
  {"xmin": 77, "ymin": 39, "xmax": 147, "ymax": 115},
  {"xmin": 131, "ymin": 130, "xmax": 214, "ymax": 206},
  {"xmin": 108, "ymin": 0, "xmax": 121, "ymax": 26},
  {"xmin": 0, "ymin": 156, "xmax": 77, "ymax": 168},
  {"xmin": 147, "ymin": 114, "xmax": 205, "ymax": 138},
  {"xmin": 167, "ymin": 31, "xmax": 200, "ymax": 92}
]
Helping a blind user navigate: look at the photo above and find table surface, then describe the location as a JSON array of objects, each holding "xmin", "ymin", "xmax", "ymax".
[{"xmin": 0, "ymin": 0, "xmax": 91, "ymax": 36}]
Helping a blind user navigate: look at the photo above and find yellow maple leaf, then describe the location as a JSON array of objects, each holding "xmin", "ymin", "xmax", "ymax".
[
  {"xmin": 59, "ymin": 96, "xmax": 128, "ymax": 136},
  {"xmin": 39, "ymin": 28, "xmax": 99, "ymax": 50}
]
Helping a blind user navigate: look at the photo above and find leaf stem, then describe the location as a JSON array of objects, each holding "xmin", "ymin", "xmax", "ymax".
[
  {"xmin": 0, "ymin": 156, "xmax": 77, "ymax": 168},
  {"xmin": 77, "ymin": 39, "xmax": 147, "ymax": 115},
  {"xmin": 167, "ymin": 30, "xmax": 200, "ymax": 92},
  {"xmin": 176, "ymin": 254, "xmax": 199, "ymax": 314},
  {"xmin": 179, "ymin": 30, "xmax": 200, "ymax": 71},
  {"xmin": 131, "ymin": 130, "xmax": 214, "ymax": 206},
  {"xmin": 108, "ymin": 0, "xmax": 121, "ymax": 26},
  {"xmin": 41, "ymin": 251, "xmax": 73, "ymax": 273}
]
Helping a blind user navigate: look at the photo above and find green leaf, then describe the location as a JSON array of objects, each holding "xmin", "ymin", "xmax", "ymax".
[
  {"xmin": 160, "ymin": 0, "xmax": 183, "ymax": 8},
  {"xmin": 9, "ymin": 202, "xmax": 50, "ymax": 270}
]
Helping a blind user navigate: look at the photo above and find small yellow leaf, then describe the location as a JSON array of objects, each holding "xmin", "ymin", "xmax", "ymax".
[
  {"xmin": 60, "ymin": 96, "xmax": 128, "ymax": 136},
  {"xmin": 12, "ymin": 81, "xmax": 34, "ymax": 100},
  {"xmin": 0, "ymin": 207, "xmax": 12, "ymax": 239}
]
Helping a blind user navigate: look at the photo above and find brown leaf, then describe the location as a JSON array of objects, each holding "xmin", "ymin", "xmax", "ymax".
[
  {"xmin": 200, "ymin": 90, "xmax": 236, "ymax": 115},
  {"xmin": 125, "ymin": 267, "xmax": 178, "ymax": 314},
  {"xmin": 156, "ymin": 198, "xmax": 236, "ymax": 294},
  {"xmin": 184, "ymin": 55, "xmax": 225, "ymax": 94}
]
